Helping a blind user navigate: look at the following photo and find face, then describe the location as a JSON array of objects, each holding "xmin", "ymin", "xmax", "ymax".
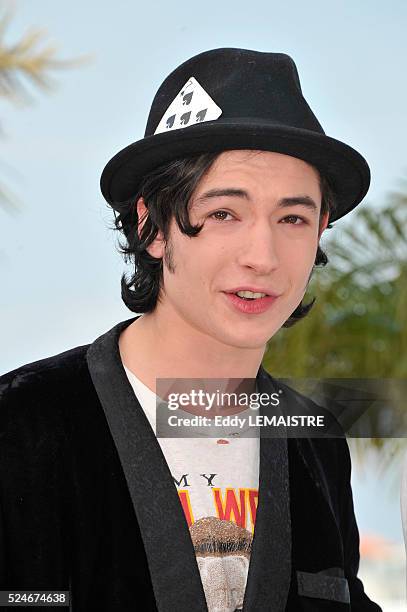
[{"xmin": 139, "ymin": 150, "xmax": 329, "ymax": 350}]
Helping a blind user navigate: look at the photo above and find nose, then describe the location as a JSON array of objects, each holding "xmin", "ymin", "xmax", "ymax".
[{"xmin": 235, "ymin": 222, "xmax": 279, "ymax": 274}]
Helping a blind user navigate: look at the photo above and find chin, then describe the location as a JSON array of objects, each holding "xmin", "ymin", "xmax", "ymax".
[{"xmin": 220, "ymin": 328, "xmax": 272, "ymax": 350}]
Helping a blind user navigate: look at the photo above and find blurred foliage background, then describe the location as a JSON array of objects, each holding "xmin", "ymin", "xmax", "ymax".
[{"xmin": 0, "ymin": 7, "xmax": 85, "ymax": 210}]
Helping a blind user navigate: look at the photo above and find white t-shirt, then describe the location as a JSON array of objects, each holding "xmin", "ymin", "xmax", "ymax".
[{"xmin": 123, "ymin": 364, "xmax": 260, "ymax": 612}]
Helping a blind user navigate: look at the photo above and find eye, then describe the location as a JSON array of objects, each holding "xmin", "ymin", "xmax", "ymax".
[
  {"xmin": 280, "ymin": 214, "xmax": 308, "ymax": 225},
  {"xmin": 208, "ymin": 210, "xmax": 234, "ymax": 222}
]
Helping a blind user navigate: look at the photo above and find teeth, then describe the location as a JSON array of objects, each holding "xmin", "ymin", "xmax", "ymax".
[{"xmin": 236, "ymin": 290, "xmax": 267, "ymax": 299}]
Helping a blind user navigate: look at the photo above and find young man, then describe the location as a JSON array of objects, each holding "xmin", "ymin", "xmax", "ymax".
[{"xmin": 0, "ymin": 48, "xmax": 381, "ymax": 611}]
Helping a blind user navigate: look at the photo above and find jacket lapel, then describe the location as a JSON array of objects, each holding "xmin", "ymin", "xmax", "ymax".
[
  {"xmin": 86, "ymin": 317, "xmax": 208, "ymax": 612},
  {"xmin": 274, "ymin": 378, "xmax": 343, "ymax": 542},
  {"xmin": 266, "ymin": 376, "xmax": 344, "ymax": 582},
  {"xmin": 242, "ymin": 366, "xmax": 292, "ymax": 611},
  {"xmin": 87, "ymin": 318, "xmax": 338, "ymax": 612}
]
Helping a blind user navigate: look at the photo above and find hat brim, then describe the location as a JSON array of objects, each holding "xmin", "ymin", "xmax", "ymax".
[{"xmin": 100, "ymin": 119, "xmax": 370, "ymax": 223}]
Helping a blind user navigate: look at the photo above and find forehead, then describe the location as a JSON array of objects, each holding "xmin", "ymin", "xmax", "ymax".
[{"xmin": 201, "ymin": 149, "xmax": 321, "ymax": 187}]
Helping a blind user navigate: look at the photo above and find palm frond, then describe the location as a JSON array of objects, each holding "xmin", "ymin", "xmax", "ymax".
[
  {"xmin": 0, "ymin": 7, "xmax": 91, "ymax": 210},
  {"xmin": 0, "ymin": 6, "xmax": 90, "ymax": 105}
]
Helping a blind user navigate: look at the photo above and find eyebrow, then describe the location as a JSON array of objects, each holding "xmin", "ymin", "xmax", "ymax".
[{"xmin": 190, "ymin": 188, "xmax": 319, "ymax": 213}]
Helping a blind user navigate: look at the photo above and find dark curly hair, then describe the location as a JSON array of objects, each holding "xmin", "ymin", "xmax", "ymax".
[{"xmin": 110, "ymin": 151, "xmax": 337, "ymax": 327}]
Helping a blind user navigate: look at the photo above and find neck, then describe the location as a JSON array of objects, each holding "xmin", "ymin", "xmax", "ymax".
[{"xmin": 118, "ymin": 307, "xmax": 266, "ymax": 395}]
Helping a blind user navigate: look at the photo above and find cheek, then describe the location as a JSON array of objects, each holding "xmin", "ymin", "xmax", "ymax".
[
  {"xmin": 278, "ymin": 228, "xmax": 318, "ymax": 262},
  {"xmin": 168, "ymin": 241, "xmax": 216, "ymax": 289},
  {"xmin": 279, "ymin": 244, "xmax": 317, "ymax": 293},
  {"xmin": 281, "ymin": 244, "xmax": 315, "ymax": 269}
]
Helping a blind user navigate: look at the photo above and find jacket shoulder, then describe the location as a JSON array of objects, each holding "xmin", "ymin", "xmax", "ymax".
[
  {"xmin": 0, "ymin": 343, "xmax": 91, "ymax": 404},
  {"xmin": 0, "ymin": 344, "xmax": 99, "ymax": 470},
  {"xmin": 262, "ymin": 369, "xmax": 346, "ymax": 441}
]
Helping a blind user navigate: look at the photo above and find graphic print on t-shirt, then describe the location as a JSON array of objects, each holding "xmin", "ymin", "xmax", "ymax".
[{"xmin": 174, "ymin": 471, "xmax": 259, "ymax": 612}]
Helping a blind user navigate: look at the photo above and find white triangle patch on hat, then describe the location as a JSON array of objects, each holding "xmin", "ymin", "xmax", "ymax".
[{"xmin": 154, "ymin": 76, "xmax": 222, "ymax": 135}]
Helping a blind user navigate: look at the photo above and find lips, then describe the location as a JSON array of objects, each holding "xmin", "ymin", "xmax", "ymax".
[
  {"xmin": 224, "ymin": 287, "xmax": 280, "ymax": 297},
  {"xmin": 223, "ymin": 291, "xmax": 279, "ymax": 315}
]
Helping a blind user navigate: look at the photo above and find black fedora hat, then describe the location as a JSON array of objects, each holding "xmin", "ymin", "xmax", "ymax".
[{"xmin": 100, "ymin": 47, "xmax": 370, "ymax": 223}]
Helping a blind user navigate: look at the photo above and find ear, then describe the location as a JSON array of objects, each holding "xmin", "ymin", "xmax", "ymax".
[
  {"xmin": 136, "ymin": 196, "xmax": 165, "ymax": 259},
  {"xmin": 318, "ymin": 211, "xmax": 330, "ymax": 239}
]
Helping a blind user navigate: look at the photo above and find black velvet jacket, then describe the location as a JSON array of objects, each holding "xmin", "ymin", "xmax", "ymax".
[{"xmin": 0, "ymin": 317, "xmax": 382, "ymax": 611}]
